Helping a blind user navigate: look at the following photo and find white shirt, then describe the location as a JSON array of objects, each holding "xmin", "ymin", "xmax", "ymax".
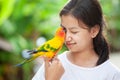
[{"xmin": 32, "ymin": 51, "xmax": 120, "ymax": 80}]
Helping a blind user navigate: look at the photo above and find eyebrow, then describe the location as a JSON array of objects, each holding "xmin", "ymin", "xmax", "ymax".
[
  {"xmin": 60, "ymin": 24, "xmax": 78, "ymax": 30},
  {"xmin": 69, "ymin": 27, "xmax": 78, "ymax": 30}
]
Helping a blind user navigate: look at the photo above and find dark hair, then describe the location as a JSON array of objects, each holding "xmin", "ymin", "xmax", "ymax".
[{"xmin": 60, "ymin": 0, "xmax": 109, "ymax": 65}]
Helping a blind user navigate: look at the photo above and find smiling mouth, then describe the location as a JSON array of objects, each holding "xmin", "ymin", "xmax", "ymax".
[{"xmin": 66, "ymin": 42, "xmax": 76, "ymax": 47}]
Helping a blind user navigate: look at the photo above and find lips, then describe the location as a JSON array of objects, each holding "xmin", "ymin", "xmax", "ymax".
[{"xmin": 66, "ymin": 42, "xmax": 76, "ymax": 48}]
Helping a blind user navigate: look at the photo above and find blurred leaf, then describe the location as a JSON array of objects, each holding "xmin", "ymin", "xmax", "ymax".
[
  {"xmin": 0, "ymin": 0, "xmax": 16, "ymax": 25},
  {"xmin": 0, "ymin": 20, "xmax": 16, "ymax": 37}
]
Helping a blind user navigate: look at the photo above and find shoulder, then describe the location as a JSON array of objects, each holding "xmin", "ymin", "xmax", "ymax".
[
  {"xmin": 103, "ymin": 60, "xmax": 120, "ymax": 79},
  {"xmin": 109, "ymin": 63, "xmax": 120, "ymax": 80},
  {"xmin": 106, "ymin": 60, "xmax": 120, "ymax": 72},
  {"xmin": 99, "ymin": 60, "xmax": 120, "ymax": 72}
]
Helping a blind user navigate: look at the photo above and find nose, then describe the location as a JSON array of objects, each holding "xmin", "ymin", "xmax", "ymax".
[{"xmin": 65, "ymin": 32, "xmax": 72, "ymax": 42}]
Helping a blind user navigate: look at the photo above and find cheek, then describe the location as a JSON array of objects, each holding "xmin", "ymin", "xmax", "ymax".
[{"xmin": 76, "ymin": 33, "xmax": 92, "ymax": 44}]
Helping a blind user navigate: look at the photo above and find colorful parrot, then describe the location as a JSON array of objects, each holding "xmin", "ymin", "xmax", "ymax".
[{"xmin": 16, "ymin": 27, "xmax": 65, "ymax": 66}]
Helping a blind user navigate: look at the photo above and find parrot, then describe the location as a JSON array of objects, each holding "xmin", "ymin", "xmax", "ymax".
[{"xmin": 16, "ymin": 27, "xmax": 66, "ymax": 66}]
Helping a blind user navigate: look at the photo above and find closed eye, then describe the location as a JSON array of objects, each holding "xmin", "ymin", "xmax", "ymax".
[
  {"xmin": 71, "ymin": 31, "xmax": 79, "ymax": 34},
  {"xmin": 72, "ymin": 32, "xmax": 77, "ymax": 34}
]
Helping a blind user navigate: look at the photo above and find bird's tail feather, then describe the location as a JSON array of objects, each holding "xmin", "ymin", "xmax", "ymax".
[
  {"xmin": 15, "ymin": 60, "xmax": 27, "ymax": 67},
  {"xmin": 15, "ymin": 56, "xmax": 36, "ymax": 67}
]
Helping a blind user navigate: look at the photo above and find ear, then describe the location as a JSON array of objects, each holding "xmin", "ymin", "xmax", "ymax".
[{"xmin": 90, "ymin": 25, "xmax": 100, "ymax": 38}]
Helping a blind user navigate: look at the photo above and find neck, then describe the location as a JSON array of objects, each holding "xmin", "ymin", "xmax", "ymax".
[{"xmin": 67, "ymin": 49, "xmax": 99, "ymax": 67}]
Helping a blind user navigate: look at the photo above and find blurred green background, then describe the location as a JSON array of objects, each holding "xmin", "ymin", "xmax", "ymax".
[{"xmin": 0, "ymin": 0, "xmax": 120, "ymax": 80}]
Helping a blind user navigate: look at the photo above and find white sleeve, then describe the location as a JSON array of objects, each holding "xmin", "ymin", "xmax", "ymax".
[{"xmin": 32, "ymin": 64, "xmax": 45, "ymax": 80}]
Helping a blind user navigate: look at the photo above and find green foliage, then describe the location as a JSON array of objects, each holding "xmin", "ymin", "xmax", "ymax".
[
  {"xmin": 100, "ymin": 0, "xmax": 120, "ymax": 51},
  {"xmin": 0, "ymin": 0, "xmax": 16, "ymax": 25},
  {"xmin": 0, "ymin": 0, "xmax": 67, "ymax": 80}
]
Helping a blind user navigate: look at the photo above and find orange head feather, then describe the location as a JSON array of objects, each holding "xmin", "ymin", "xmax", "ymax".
[{"xmin": 55, "ymin": 27, "xmax": 66, "ymax": 40}]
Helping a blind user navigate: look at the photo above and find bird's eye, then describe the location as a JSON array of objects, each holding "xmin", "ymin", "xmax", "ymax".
[
  {"xmin": 63, "ymin": 27, "xmax": 67, "ymax": 33},
  {"xmin": 60, "ymin": 25, "xmax": 66, "ymax": 33}
]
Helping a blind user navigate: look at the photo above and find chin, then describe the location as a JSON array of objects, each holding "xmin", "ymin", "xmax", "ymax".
[{"xmin": 69, "ymin": 49, "xmax": 78, "ymax": 53}]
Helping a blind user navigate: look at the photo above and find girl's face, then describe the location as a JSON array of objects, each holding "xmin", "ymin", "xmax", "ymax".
[{"xmin": 61, "ymin": 15, "xmax": 94, "ymax": 53}]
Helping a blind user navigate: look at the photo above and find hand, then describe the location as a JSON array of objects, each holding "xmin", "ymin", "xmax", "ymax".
[{"xmin": 44, "ymin": 57, "xmax": 64, "ymax": 80}]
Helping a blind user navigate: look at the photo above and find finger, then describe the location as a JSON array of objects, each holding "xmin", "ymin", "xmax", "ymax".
[
  {"xmin": 51, "ymin": 56, "xmax": 58, "ymax": 61},
  {"xmin": 49, "ymin": 55, "xmax": 57, "ymax": 62},
  {"xmin": 51, "ymin": 57, "xmax": 60, "ymax": 65},
  {"xmin": 43, "ymin": 56, "xmax": 50, "ymax": 70}
]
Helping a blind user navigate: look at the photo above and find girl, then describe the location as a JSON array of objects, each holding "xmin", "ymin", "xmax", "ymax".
[{"xmin": 32, "ymin": 0, "xmax": 120, "ymax": 80}]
